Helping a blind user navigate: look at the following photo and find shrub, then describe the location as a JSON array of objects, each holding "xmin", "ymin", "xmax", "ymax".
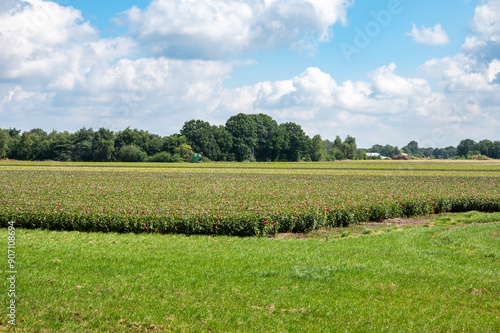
[{"xmin": 119, "ymin": 145, "xmax": 147, "ymax": 162}]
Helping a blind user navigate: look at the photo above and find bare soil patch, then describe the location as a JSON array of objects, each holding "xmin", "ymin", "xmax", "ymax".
[{"xmin": 362, "ymin": 217, "xmax": 431, "ymax": 228}]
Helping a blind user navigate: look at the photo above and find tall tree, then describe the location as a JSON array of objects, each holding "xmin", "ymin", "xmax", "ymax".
[
  {"xmin": 180, "ymin": 120, "xmax": 220, "ymax": 160},
  {"xmin": 225, "ymin": 114, "xmax": 257, "ymax": 161},
  {"xmin": 310, "ymin": 135, "xmax": 326, "ymax": 161},
  {"xmin": 477, "ymin": 139, "xmax": 494, "ymax": 157},
  {"xmin": 404, "ymin": 140, "xmax": 419, "ymax": 155},
  {"xmin": 72, "ymin": 127, "xmax": 94, "ymax": 162},
  {"xmin": 343, "ymin": 135, "xmax": 357, "ymax": 159},
  {"xmin": 0, "ymin": 130, "xmax": 9, "ymax": 159},
  {"xmin": 49, "ymin": 131, "xmax": 72, "ymax": 161},
  {"xmin": 212, "ymin": 125, "xmax": 233, "ymax": 161},
  {"xmin": 457, "ymin": 139, "xmax": 477, "ymax": 157},
  {"xmin": 279, "ymin": 122, "xmax": 308, "ymax": 161}
]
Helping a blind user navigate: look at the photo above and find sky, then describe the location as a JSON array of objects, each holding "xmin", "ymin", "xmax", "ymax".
[{"xmin": 0, "ymin": 0, "xmax": 499, "ymax": 148}]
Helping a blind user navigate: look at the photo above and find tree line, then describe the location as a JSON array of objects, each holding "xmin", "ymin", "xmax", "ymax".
[
  {"xmin": 366, "ymin": 139, "xmax": 500, "ymax": 160},
  {"xmin": 0, "ymin": 113, "xmax": 497, "ymax": 162}
]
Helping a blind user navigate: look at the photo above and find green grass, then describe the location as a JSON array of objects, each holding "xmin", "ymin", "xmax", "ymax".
[
  {"xmin": 433, "ymin": 211, "xmax": 500, "ymax": 226},
  {"xmin": 1, "ymin": 222, "xmax": 499, "ymax": 332}
]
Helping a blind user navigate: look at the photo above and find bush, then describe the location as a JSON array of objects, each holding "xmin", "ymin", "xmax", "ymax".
[
  {"xmin": 147, "ymin": 152, "xmax": 185, "ymax": 163},
  {"xmin": 147, "ymin": 152, "xmax": 173, "ymax": 162},
  {"xmin": 119, "ymin": 145, "xmax": 147, "ymax": 162}
]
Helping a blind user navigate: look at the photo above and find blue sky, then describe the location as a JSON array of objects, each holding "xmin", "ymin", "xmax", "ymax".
[{"xmin": 1, "ymin": 0, "xmax": 499, "ymax": 148}]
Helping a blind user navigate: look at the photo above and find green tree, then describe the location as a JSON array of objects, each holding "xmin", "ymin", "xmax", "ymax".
[
  {"xmin": 162, "ymin": 135, "xmax": 187, "ymax": 155},
  {"xmin": 93, "ymin": 139, "xmax": 115, "ymax": 162},
  {"xmin": 118, "ymin": 145, "xmax": 147, "ymax": 162},
  {"xmin": 49, "ymin": 131, "xmax": 72, "ymax": 161},
  {"xmin": 343, "ymin": 135, "xmax": 357, "ymax": 159},
  {"xmin": 212, "ymin": 125, "xmax": 233, "ymax": 161},
  {"xmin": 477, "ymin": 139, "xmax": 494, "ymax": 157},
  {"xmin": 356, "ymin": 149, "xmax": 368, "ymax": 160},
  {"xmin": 404, "ymin": 140, "xmax": 419, "ymax": 155},
  {"xmin": 249, "ymin": 114, "xmax": 282, "ymax": 162},
  {"xmin": 225, "ymin": 114, "xmax": 257, "ymax": 161},
  {"xmin": 279, "ymin": 122, "xmax": 308, "ymax": 161},
  {"xmin": 115, "ymin": 127, "xmax": 139, "ymax": 149},
  {"xmin": 367, "ymin": 144, "xmax": 383, "ymax": 153},
  {"xmin": 380, "ymin": 144, "xmax": 395, "ymax": 158},
  {"xmin": 181, "ymin": 120, "xmax": 221, "ymax": 160},
  {"xmin": 71, "ymin": 127, "xmax": 94, "ymax": 161},
  {"xmin": 174, "ymin": 144, "xmax": 194, "ymax": 161},
  {"xmin": 310, "ymin": 135, "xmax": 326, "ymax": 161},
  {"xmin": 393, "ymin": 146, "xmax": 401, "ymax": 157},
  {"xmin": 457, "ymin": 139, "xmax": 477, "ymax": 157},
  {"xmin": 28, "ymin": 129, "xmax": 50, "ymax": 160},
  {"xmin": 0, "ymin": 130, "xmax": 8, "ymax": 159}
]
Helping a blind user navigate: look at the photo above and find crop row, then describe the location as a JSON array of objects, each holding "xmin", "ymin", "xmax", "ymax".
[
  {"xmin": 2, "ymin": 160, "xmax": 500, "ymax": 171},
  {"xmin": 1, "ymin": 170, "xmax": 499, "ymax": 236}
]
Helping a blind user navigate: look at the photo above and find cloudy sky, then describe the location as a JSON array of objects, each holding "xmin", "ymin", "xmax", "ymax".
[{"xmin": 1, "ymin": 0, "xmax": 499, "ymax": 148}]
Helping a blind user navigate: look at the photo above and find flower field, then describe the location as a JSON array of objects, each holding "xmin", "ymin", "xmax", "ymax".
[{"xmin": 1, "ymin": 161, "xmax": 500, "ymax": 236}]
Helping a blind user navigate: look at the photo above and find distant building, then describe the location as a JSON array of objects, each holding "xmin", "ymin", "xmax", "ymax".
[{"xmin": 366, "ymin": 153, "xmax": 380, "ymax": 157}]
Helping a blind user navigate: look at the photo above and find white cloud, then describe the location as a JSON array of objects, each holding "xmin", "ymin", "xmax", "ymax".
[
  {"xmin": 217, "ymin": 63, "xmax": 436, "ymax": 122},
  {"xmin": 472, "ymin": 0, "xmax": 500, "ymax": 42},
  {"xmin": 405, "ymin": 23, "xmax": 450, "ymax": 45},
  {"xmin": 370, "ymin": 63, "xmax": 430, "ymax": 97},
  {"xmin": 119, "ymin": 0, "xmax": 352, "ymax": 58},
  {"xmin": 0, "ymin": 0, "xmax": 136, "ymax": 90}
]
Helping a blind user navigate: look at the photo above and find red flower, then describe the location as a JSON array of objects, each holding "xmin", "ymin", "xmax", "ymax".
[{"xmin": 215, "ymin": 222, "xmax": 219, "ymax": 225}]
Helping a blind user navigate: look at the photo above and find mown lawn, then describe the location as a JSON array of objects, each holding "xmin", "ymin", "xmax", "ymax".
[{"xmin": 1, "ymin": 221, "xmax": 499, "ymax": 332}]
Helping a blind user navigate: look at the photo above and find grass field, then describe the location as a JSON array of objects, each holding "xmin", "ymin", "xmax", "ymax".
[
  {"xmin": 0, "ymin": 160, "xmax": 499, "ymax": 331},
  {"xmin": 0, "ymin": 217, "xmax": 499, "ymax": 332}
]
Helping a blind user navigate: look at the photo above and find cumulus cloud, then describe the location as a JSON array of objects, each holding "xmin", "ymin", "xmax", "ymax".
[
  {"xmin": 0, "ymin": 0, "xmax": 136, "ymax": 90},
  {"xmin": 472, "ymin": 0, "xmax": 500, "ymax": 42},
  {"xmin": 119, "ymin": 0, "xmax": 352, "ymax": 58},
  {"xmin": 219, "ymin": 63, "xmax": 436, "ymax": 121},
  {"xmin": 405, "ymin": 23, "xmax": 450, "ymax": 45}
]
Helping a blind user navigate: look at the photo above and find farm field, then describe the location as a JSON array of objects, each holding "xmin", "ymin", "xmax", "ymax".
[
  {"xmin": 2, "ymin": 159, "xmax": 500, "ymax": 171},
  {"xmin": 0, "ymin": 160, "xmax": 499, "ymax": 331},
  {"xmin": 1, "ymin": 160, "xmax": 499, "ymax": 236}
]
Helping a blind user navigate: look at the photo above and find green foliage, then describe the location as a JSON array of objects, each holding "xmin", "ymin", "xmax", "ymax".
[
  {"xmin": 0, "ymin": 130, "xmax": 8, "ymax": 159},
  {"xmin": 147, "ymin": 151, "xmax": 183, "ymax": 163},
  {"xmin": 310, "ymin": 135, "xmax": 326, "ymax": 161},
  {"xmin": 118, "ymin": 145, "xmax": 147, "ymax": 162},
  {"xmin": 174, "ymin": 144, "xmax": 194, "ymax": 160}
]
